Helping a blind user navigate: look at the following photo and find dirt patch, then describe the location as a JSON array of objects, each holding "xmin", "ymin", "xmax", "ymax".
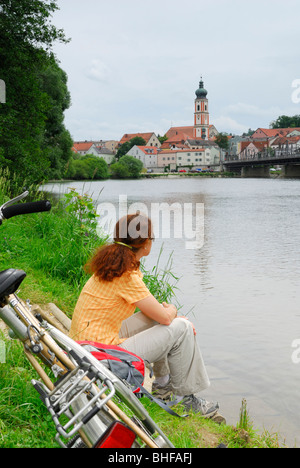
[
  {"xmin": 0, "ymin": 320, "xmax": 8, "ymax": 332},
  {"xmin": 198, "ymin": 426, "xmax": 221, "ymax": 448}
]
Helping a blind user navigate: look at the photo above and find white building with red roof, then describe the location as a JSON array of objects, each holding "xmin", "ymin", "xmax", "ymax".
[
  {"xmin": 119, "ymin": 132, "xmax": 161, "ymax": 148},
  {"xmin": 72, "ymin": 141, "xmax": 99, "ymax": 156},
  {"xmin": 126, "ymin": 145, "xmax": 159, "ymax": 169},
  {"xmin": 251, "ymin": 127, "xmax": 300, "ymax": 141}
]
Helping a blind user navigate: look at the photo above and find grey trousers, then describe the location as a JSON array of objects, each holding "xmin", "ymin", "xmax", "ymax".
[{"xmin": 119, "ymin": 312, "xmax": 210, "ymax": 396}]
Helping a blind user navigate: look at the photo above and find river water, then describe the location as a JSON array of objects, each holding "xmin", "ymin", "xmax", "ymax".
[{"xmin": 43, "ymin": 177, "xmax": 300, "ymax": 446}]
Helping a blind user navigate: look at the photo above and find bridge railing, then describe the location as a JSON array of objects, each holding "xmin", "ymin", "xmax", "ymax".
[{"xmin": 224, "ymin": 149, "xmax": 300, "ymax": 163}]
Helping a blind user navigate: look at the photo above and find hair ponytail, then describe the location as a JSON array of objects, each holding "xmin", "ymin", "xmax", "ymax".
[{"xmin": 85, "ymin": 213, "xmax": 152, "ymax": 281}]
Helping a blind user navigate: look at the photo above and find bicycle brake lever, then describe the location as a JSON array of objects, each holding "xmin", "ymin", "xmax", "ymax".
[
  {"xmin": 0, "ymin": 191, "xmax": 29, "ymax": 211},
  {"xmin": 0, "ymin": 191, "xmax": 29, "ymax": 223}
]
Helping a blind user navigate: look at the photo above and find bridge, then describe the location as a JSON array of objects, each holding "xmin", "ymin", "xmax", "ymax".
[{"xmin": 223, "ymin": 149, "xmax": 300, "ymax": 177}]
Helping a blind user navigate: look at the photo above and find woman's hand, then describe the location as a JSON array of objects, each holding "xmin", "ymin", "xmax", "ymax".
[
  {"xmin": 177, "ymin": 315, "xmax": 197, "ymax": 335},
  {"xmin": 162, "ymin": 302, "xmax": 177, "ymax": 320}
]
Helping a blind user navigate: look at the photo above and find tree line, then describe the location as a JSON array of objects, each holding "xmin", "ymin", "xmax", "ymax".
[
  {"xmin": 66, "ymin": 152, "xmax": 143, "ymax": 180},
  {"xmin": 0, "ymin": 0, "xmax": 73, "ymax": 185},
  {"xmin": 66, "ymin": 135, "xmax": 146, "ymax": 180},
  {"xmin": 270, "ymin": 115, "xmax": 300, "ymax": 129}
]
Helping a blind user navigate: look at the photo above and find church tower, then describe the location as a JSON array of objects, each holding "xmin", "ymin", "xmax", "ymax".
[{"xmin": 194, "ymin": 77, "xmax": 209, "ymax": 140}]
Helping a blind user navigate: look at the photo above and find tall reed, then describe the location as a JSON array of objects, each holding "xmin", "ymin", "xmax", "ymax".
[{"xmin": 0, "ymin": 168, "xmax": 44, "ymax": 202}]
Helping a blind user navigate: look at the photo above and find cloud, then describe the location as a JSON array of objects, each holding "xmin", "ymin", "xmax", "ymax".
[
  {"xmin": 225, "ymin": 102, "xmax": 282, "ymax": 118},
  {"xmin": 52, "ymin": 0, "xmax": 300, "ymax": 140},
  {"xmin": 86, "ymin": 59, "xmax": 111, "ymax": 83},
  {"xmin": 213, "ymin": 116, "xmax": 248, "ymax": 135}
]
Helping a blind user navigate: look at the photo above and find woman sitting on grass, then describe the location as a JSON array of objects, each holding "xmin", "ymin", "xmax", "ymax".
[{"xmin": 69, "ymin": 212, "xmax": 219, "ymax": 418}]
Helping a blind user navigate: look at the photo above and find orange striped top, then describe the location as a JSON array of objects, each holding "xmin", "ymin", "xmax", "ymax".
[{"xmin": 69, "ymin": 269, "xmax": 151, "ymax": 345}]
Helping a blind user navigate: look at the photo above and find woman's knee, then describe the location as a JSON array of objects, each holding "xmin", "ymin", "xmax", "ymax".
[{"xmin": 170, "ymin": 317, "xmax": 194, "ymax": 337}]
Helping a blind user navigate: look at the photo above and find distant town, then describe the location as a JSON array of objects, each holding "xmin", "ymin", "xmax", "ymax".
[{"xmin": 72, "ymin": 79, "xmax": 300, "ymax": 174}]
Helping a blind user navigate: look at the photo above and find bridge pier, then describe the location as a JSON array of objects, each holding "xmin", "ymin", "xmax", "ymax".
[
  {"xmin": 280, "ymin": 164, "xmax": 300, "ymax": 178},
  {"xmin": 241, "ymin": 165, "xmax": 270, "ymax": 178},
  {"xmin": 226, "ymin": 167, "xmax": 241, "ymax": 176}
]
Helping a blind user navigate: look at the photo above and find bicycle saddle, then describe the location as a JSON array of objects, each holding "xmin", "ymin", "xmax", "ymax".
[{"xmin": 0, "ymin": 269, "xmax": 27, "ymax": 301}]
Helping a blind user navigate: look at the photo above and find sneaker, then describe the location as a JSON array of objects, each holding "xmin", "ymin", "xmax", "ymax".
[
  {"xmin": 180, "ymin": 394, "xmax": 219, "ymax": 418},
  {"xmin": 152, "ymin": 380, "xmax": 173, "ymax": 401}
]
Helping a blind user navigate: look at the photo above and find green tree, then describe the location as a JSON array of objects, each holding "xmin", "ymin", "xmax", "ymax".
[
  {"xmin": 270, "ymin": 115, "xmax": 300, "ymax": 129},
  {"xmin": 0, "ymin": 0, "xmax": 71, "ymax": 185},
  {"xmin": 40, "ymin": 58, "xmax": 73, "ymax": 179},
  {"xmin": 116, "ymin": 136, "xmax": 146, "ymax": 159},
  {"xmin": 158, "ymin": 134, "xmax": 168, "ymax": 144},
  {"xmin": 215, "ymin": 132, "xmax": 229, "ymax": 150},
  {"xmin": 0, "ymin": 0, "xmax": 67, "ymax": 49},
  {"xmin": 242, "ymin": 128, "xmax": 255, "ymax": 137},
  {"xmin": 66, "ymin": 155, "xmax": 109, "ymax": 180},
  {"xmin": 110, "ymin": 155, "xmax": 143, "ymax": 179}
]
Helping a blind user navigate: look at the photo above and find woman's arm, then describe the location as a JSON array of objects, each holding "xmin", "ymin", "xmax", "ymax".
[{"xmin": 134, "ymin": 294, "xmax": 177, "ymax": 326}]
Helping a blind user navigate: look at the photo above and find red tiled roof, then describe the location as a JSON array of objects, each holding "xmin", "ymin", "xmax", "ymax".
[
  {"xmin": 72, "ymin": 142, "xmax": 94, "ymax": 152},
  {"xmin": 160, "ymin": 141, "xmax": 190, "ymax": 150},
  {"xmin": 240, "ymin": 141, "xmax": 268, "ymax": 153},
  {"xmin": 165, "ymin": 126, "xmax": 218, "ymax": 143},
  {"xmin": 252, "ymin": 127, "xmax": 300, "ymax": 139},
  {"xmin": 165, "ymin": 126, "xmax": 194, "ymax": 142},
  {"xmin": 288, "ymin": 135, "xmax": 300, "ymax": 141},
  {"xmin": 271, "ymin": 135, "xmax": 300, "ymax": 145},
  {"xmin": 240, "ymin": 141, "xmax": 251, "ymax": 152},
  {"xmin": 136, "ymin": 146, "xmax": 159, "ymax": 154},
  {"xmin": 253, "ymin": 141, "xmax": 268, "ymax": 151},
  {"xmin": 160, "ymin": 142, "xmax": 172, "ymax": 149},
  {"xmin": 119, "ymin": 133, "xmax": 156, "ymax": 145}
]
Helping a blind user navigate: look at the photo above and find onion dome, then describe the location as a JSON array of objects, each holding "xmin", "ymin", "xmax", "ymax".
[{"xmin": 195, "ymin": 77, "xmax": 208, "ymax": 99}]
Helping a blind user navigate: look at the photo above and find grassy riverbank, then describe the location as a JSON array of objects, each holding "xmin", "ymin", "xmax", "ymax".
[
  {"xmin": 0, "ymin": 180, "xmax": 282, "ymax": 448},
  {"xmin": 141, "ymin": 170, "xmax": 237, "ymax": 179}
]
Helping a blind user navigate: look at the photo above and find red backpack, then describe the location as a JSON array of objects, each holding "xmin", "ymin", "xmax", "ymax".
[
  {"xmin": 77, "ymin": 341, "xmax": 145, "ymax": 393},
  {"xmin": 78, "ymin": 340, "xmax": 186, "ymax": 418}
]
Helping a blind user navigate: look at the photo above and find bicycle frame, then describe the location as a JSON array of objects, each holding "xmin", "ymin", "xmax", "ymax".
[{"xmin": 0, "ymin": 290, "xmax": 173, "ymax": 448}]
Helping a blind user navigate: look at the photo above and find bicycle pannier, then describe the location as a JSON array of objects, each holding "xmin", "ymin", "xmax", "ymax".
[{"xmin": 78, "ymin": 341, "xmax": 145, "ymax": 393}]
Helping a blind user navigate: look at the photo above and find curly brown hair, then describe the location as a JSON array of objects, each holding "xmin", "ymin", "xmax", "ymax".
[{"xmin": 85, "ymin": 213, "xmax": 153, "ymax": 282}]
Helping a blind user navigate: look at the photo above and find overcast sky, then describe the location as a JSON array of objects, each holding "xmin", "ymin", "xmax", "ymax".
[{"xmin": 51, "ymin": 0, "xmax": 300, "ymax": 142}]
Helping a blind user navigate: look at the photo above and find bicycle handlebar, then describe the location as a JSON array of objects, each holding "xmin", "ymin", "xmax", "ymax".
[{"xmin": 0, "ymin": 200, "xmax": 51, "ymax": 223}]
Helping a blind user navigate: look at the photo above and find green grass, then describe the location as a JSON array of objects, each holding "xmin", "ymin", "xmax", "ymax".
[
  {"xmin": 0, "ymin": 175, "xmax": 282, "ymax": 448},
  {"xmin": 141, "ymin": 246, "xmax": 181, "ymax": 309},
  {"xmin": 0, "ymin": 329, "xmax": 282, "ymax": 448},
  {"xmin": 0, "ymin": 333, "xmax": 59, "ymax": 448}
]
